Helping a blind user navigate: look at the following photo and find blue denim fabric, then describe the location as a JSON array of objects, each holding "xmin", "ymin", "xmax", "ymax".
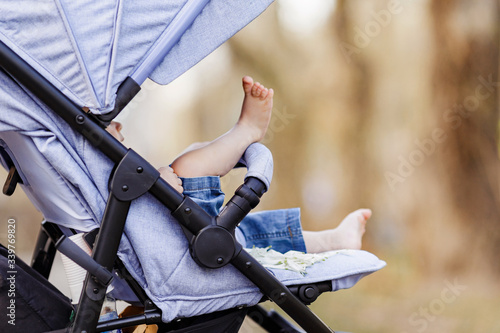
[
  {"xmin": 181, "ymin": 176, "xmax": 225, "ymax": 216},
  {"xmin": 181, "ymin": 176, "xmax": 306, "ymax": 254},
  {"xmin": 238, "ymin": 209, "xmax": 306, "ymax": 253}
]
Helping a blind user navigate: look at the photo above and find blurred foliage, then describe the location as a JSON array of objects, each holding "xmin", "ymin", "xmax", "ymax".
[{"xmin": 1, "ymin": 0, "xmax": 499, "ymax": 332}]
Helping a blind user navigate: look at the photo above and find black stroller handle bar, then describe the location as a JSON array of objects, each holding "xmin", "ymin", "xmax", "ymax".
[{"xmin": 0, "ymin": 40, "xmax": 334, "ymax": 333}]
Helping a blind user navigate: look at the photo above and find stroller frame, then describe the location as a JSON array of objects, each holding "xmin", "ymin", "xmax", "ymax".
[{"xmin": 0, "ymin": 40, "xmax": 336, "ymax": 333}]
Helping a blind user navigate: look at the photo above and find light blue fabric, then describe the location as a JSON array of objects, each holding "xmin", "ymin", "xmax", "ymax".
[
  {"xmin": 0, "ymin": 132, "xmax": 95, "ymax": 231},
  {"xmin": 130, "ymin": 0, "xmax": 210, "ymax": 85},
  {"xmin": 148, "ymin": 0, "xmax": 274, "ymax": 85},
  {"xmin": 0, "ymin": 0, "xmax": 273, "ymax": 115},
  {"xmin": 237, "ymin": 143, "xmax": 274, "ymax": 191}
]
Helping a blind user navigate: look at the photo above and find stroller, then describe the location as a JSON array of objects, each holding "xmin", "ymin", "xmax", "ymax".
[{"xmin": 0, "ymin": 1, "xmax": 385, "ymax": 332}]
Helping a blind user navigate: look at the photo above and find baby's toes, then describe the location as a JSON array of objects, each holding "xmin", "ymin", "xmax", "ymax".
[
  {"xmin": 266, "ymin": 88, "xmax": 274, "ymax": 100},
  {"xmin": 259, "ymin": 88, "xmax": 269, "ymax": 100},
  {"xmin": 243, "ymin": 75, "xmax": 254, "ymax": 90},
  {"xmin": 251, "ymin": 82, "xmax": 261, "ymax": 96},
  {"xmin": 361, "ymin": 209, "xmax": 372, "ymax": 220}
]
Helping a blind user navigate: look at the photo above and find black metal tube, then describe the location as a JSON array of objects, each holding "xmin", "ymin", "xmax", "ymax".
[
  {"xmin": 30, "ymin": 227, "xmax": 55, "ymax": 279},
  {"xmin": 56, "ymin": 236, "xmax": 114, "ymax": 286},
  {"xmin": 170, "ymin": 195, "xmax": 215, "ymax": 234},
  {"xmin": 217, "ymin": 177, "xmax": 266, "ymax": 231},
  {"xmin": 217, "ymin": 200, "xmax": 248, "ymax": 231},
  {"xmin": 92, "ymin": 196, "xmax": 131, "ymax": 271},
  {"xmin": 149, "ymin": 177, "xmax": 185, "ymax": 213},
  {"xmin": 71, "ymin": 194, "xmax": 131, "ymax": 333},
  {"xmin": 247, "ymin": 305, "xmax": 304, "ymax": 333},
  {"xmin": 231, "ymin": 250, "xmax": 334, "ymax": 333},
  {"xmin": 95, "ymin": 312, "xmax": 161, "ymax": 332}
]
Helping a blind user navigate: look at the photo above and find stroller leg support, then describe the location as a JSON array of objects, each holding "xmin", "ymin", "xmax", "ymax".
[
  {"xmin": 232, "ymin": 250, "xmax": 333, "ymax": 333},
  {"xmin": 247, "ymin": 305, "xmax": 304, "ymax": 333},
  {"xmin": 71, "ymin": 194, "xmax": 131, "ymax": 333}
]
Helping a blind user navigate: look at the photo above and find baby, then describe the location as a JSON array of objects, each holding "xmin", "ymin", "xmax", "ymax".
[{"xmin": 107, "ymin": 76, "xmax": 371, "ymax": 253}]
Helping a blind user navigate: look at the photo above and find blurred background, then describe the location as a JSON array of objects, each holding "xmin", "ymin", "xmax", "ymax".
[{"xmin": 1, "ymin": 0, "xmax": 499, "ymax": 332}]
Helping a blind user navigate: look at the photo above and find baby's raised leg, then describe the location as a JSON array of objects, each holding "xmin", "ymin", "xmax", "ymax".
[
  {"xmin": 171, "ymin": 76, "xmax": 273, "ymax": 178},
  {"xmin": 303, "ymin": 209, "xmax": 372, "ymax": 253}
]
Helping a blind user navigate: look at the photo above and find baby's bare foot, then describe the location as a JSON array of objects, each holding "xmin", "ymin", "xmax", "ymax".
[
  {"xmin": 237, "ymin": 76, "xmax": 274, "ymax": 143},
  {"xmin": 303, "ymin": 209, "xmax": 371, "ymax": 253}
]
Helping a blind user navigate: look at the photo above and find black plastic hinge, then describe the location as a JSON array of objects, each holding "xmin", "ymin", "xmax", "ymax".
[
  {"xmin": 97, "ymin": 77, "xmax": 141, "ymax": 125},
  {"xmin": 109, "ymin": 149, "xmax": 160, "ymax": 201}
]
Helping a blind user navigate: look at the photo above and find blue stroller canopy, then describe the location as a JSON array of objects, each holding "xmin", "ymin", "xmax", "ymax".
[{"xmin": 0, "ymin": 0, "xmax": 272, "ymax": 115}]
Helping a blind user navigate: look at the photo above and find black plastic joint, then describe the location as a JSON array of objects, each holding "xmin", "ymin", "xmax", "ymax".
[
  {"xmin": 235, "ymin": 183, "xmax": 261, "ymax": 209},
  {"xmin": 85, "ymin": 279, "xmax": 107, "ymax": 301},
  {"xmin": 97, "ymin": 77, "xmax": 141, "ymax": 125},
  {"xmin": 94, "ymin": 266, "xmax": 114, "ymax": 286},
  {"xmin": 190, "ymin": 225, "xmax": 236, "ymax": 269},
  {"xmin": 172, "ymin": 196, "xmax": 237, "ymax": 269},
  {"xmin": 243, "ymin": 177, "xmax": 268, "ymax": 197},
  {"xmin": 171, "ymin": 195, "xmax": 215, "ymax": 234},
  {"xmin": 297, "ymin": 285, "xmax": 320, "ymax": 304},
  {"xmin": 215, "ymin": 177, "xmax": 267, "ymax": 232},
  {"xmin": 288, "ymin": 282, "xmax": 332, "ymax": 305},
  {"xmin": 110, "ymin": 149, "xmax": 160, "ymax": 201}
]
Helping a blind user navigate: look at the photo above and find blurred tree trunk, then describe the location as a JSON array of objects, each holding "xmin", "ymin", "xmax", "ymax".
[
  {"xmin": 332, "ymin": 0, "xmax": 375, "ymax": 213},
  {"xmin": 430, "ymin": 0, "xmax": 500, "ymax": 274}
]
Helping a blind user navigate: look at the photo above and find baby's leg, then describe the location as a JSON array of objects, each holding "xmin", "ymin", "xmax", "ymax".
[
  {"xmin": 303, "ymin": 209, "xmax": 371, "ymax": 253},
  {"xmin": 171, "ymin": 76, "xmax": 273, "ymax": 178}
]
